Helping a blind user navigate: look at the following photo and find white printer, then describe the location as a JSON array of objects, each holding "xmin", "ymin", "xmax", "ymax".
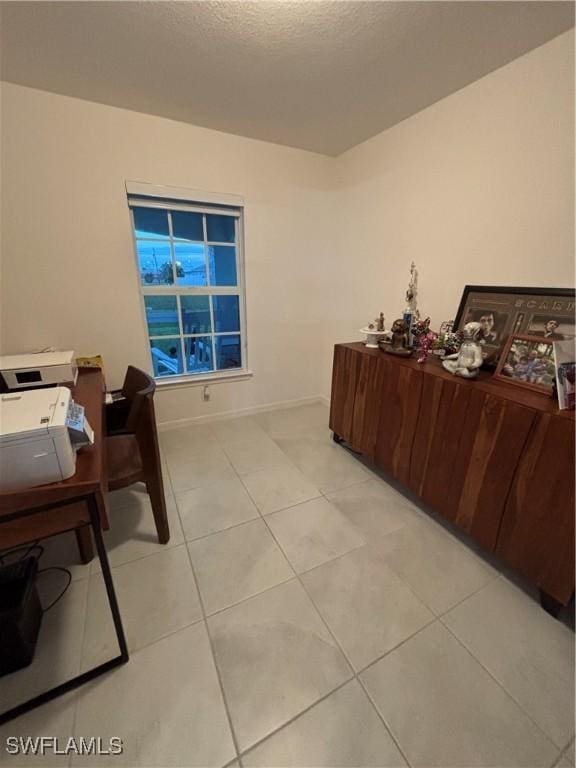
[
  {"xmin": 0, "ymin": 350, "xmax": 77, "ymax": 392},
  {"xmin": 0, "ymin": 387, "xmax": 93, "ymax": 492}
]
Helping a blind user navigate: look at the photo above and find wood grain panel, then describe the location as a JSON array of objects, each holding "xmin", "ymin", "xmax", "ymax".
[
  {"xmin": 497, "ymin": 414, "xmax": 575, "ymax": 604},
  {"xmin": 329, "ymin": 345, "xmax": 360, "ymax": 443},
  {"xmin": 408, "ymin": 374, "xmax": 442, "ymax": 495},
  {"xmin": 453, "ymin": 392, "xmax": 535, "ymax": 550},
  {"xmin": 375, "ymin": 360, "xmax": 423, "ymax": 484},
  {"xmin": 416, "ymin": 374, "xmax": 473, "ymax": 512},
  {"xmin": 351, "ymin": 355, "xmax": 388, "ymax": 455}
]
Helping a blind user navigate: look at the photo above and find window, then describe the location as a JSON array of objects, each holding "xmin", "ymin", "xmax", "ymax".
[{"xmin": 128, "ymin": 194, "xmax": 246, "ymax": 381}]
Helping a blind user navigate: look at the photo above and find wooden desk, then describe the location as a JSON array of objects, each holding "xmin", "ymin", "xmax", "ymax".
[{"xmin": 0, "ymin": 369, "xmax": 129, "ymax": 725}]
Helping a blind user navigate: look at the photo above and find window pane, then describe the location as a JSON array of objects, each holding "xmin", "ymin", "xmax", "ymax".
[
  {"xmin": 184, "ymin": 336, "xmax": 214, "ymax": 374},
  {"xmin": 208, "ymin": 246, "xmax": 237, "ymax": 286},
  {"xmin": 215, "ymin": 335, "xmax": 242, "ymax": 370},
  {"xmin": 133, "ymin": 207, "xmax": 169, "ymax": 239},
  {"xmin": 172, "ymin": 211, "xmax": 203, "ymax": 241},
  {"xmin": 181, "ymin": 296, "xmax": 211, "ymax": 334},
  {"xmin": 144, "ymin": 295, "xmax": 179, "ymax": 336},
  {"xmin": 213, "ymin": 295, "xmax": 240, "ymax": 332},
  {"xmin": 206, "ymin": 214, "xmax": 235, "ymax": 243},
  {"xmin": 137, "ymin": 241, "xmax": 174, "ymax": 285},
  {"xmin": 174, "ymin": 243, "xmax": 207, "ymax": 286},
  {"xmin": 150, "ymin": 338, "xmax": 182, "ymax": 377}
]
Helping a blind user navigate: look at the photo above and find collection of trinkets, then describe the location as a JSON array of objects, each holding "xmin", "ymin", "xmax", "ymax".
[{"xmin": 360, "ymin": 263, "xmax": 481, "ymax": 377}]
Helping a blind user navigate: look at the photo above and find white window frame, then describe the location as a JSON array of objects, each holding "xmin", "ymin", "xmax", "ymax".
[{"xmin": 127, "ymin": 187, "xmax": 249, "ymax": 386}]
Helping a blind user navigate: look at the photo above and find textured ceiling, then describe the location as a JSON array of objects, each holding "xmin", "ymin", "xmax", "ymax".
[{"xmin": 1, "ymin": 1, "xmax": 574, "ymax": 155}]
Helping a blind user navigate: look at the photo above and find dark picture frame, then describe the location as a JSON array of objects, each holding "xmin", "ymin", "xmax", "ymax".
[
  {"xmin": 494, "ymin": 334, "xmax": 556, "ymax": 394},
  {"xmin": 453, "ymin": 285, "xmax": 575, "ymax": 368}
]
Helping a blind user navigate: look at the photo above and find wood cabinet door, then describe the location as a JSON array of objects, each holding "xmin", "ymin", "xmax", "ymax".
[
  {"xmin": 374, "ymin": 360, "xmax": 422, "ymax": 484},
  {"xmin": 496, "ymin": 413, "xmax": 575, "ymax": 604},
  {"xmin": 409, "ymin": 372, "xmax": 471, "ymax": 501},
  {"xmin": 329, "ymin": 345, "xmax": 360, "ymax": 444},
  {"xmin": 410, "ymin": 373, "xmax": 535, "ymax": 552},
  {"xmin": 451, "ymin": 390, "xmax": 536, "ymax": 550},
  {"xmin": 350, "ymin": 354, "xmax": 387, "ymax": 455}
]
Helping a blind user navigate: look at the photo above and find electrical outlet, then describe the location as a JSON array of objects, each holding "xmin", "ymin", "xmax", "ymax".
[{"xmin": 203, "ymin": 385, "xmax": 210, "ymax": 402}]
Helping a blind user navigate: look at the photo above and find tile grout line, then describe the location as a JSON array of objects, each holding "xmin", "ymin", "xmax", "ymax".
[
  {"xmin": 200, "ymin": 572, "xmax": 298, "ymax": 621},
  {"xmin": 235, "ymin": 472, "xmax": 324, "ymax": 521},
  {"xmin": 552, "ymin": 737, "xmax": 576, "ymax": 768},
  {"xmin": 238, "ymin": 677, "xmax": 354, "ymax": 760},
  {"xmin": 68, "ymin": 572, "xmax": 92, "ymax": 768},
  {"xmin": 439, "ymin": 615, "xmax": 562, "ymax": 753},
  {"xmin": 90, "ymin": 538, "xmax": 188, "ymax": 577},
  {"xmin": 353, "ymin": 615, "xmax": 439, "ymax": 679},
  {"xmin": 179, "ymin": 508, "xmax": 245, "ymax": 768}
]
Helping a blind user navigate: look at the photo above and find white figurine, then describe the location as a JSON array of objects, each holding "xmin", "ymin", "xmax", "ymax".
[
  {"xmin": 360, "ymin": 316, "xmax": 387, "ymax": 348},
  {"xmin": 405, "ymin": 261, "xmax": 418, "ymax": 313},
  {"xmin": 442, "ymin": 322, "xmax": 483, "ymax": 378}
]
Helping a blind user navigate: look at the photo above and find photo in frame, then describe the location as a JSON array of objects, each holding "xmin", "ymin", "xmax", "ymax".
[
  {"xmin": 453, "ymin": 286, "xmax": 575, "ymax": 368},
  {"xmin": 554, "ymin": 339, "xmax": 576, "ymax": 410},
  {"xmin": 494, "ymin": 334, "xmax": 556, "ymax": 394}
]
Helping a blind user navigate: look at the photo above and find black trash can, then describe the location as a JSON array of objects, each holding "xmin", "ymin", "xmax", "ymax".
[{"xmin": 0, "ymin": 557, "xmax": 43, "ymax": 677}]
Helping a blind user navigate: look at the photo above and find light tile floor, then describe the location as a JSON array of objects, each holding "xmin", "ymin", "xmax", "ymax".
[{"xmin": 1, "ymin": 402, "xmax": 574, "ymax": 767}]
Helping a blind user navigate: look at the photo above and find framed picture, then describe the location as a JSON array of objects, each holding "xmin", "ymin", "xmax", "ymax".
[
  {"xmin": 454, "ymin": 286, "xmax": 575, "ymax": 368},
  {"xmin": 554, "ymin": 339, "xmax": 576, "ymax": 410},
  {"xmin": 494, "ymin": 334, "xmax": 556, "ymax": 394}
]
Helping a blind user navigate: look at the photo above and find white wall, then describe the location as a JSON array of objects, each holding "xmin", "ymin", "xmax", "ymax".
[
  {"xmin": 319, "ymin": 29, "xmax": 575, "ymax": 395},
  {"xmin": 0, "ymin": 84, "xmax": 333, "ymax": 422},
  {"xmin": 1, "ymin": 30, "xmax": 574, "ymax": 419}
]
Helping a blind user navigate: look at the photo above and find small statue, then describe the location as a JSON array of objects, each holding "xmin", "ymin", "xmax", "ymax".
[
  {"xmin": 441, "ymin": 330, "xmax": 463, "ymax": 356},
  {"xmin": 442, "ymin": 322, "xmax": 483, "ymax": 378},
  {"xmin": 382, "ymin": 318, "xmax": 412, "ymax": 357},
  {"xmin": 439, "ymin": 320, "xmax": 454, "ymax": 335},
  {"xmin": 405, "ymin": 262, "xmax": 418, "ymax": 313},
  {"xmin": 412, "ymin": 317, "xmax": 437, "ymax": 364},
  {"xmin": 361, "ymin": 314, "xmax": 387, "ymax": 349},
  {"xmin": 403, "ymin": 262, "xmax": 418, "ymax": 345}
]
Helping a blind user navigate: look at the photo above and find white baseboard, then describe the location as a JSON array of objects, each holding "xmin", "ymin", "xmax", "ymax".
[{"xmin": 157, "ymin": 394, "xmax": 327, "ymax": 431}]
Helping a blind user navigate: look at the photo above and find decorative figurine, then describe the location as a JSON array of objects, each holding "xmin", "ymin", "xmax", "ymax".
[
  {"xmin": 382, "ymin": 318, "xmax": 412, "ymax": 357},
  {"xmin": 360, "ymin": 313, "xmax": 387, "ymax": 348},
  {"xmin": 442, "ymin": 322, "xmax": 483, "ymax": 378},
  {"xmin": 440, "ymin": 330, "xmax": 462, "ymax": 355},
  {"xmin": 403, "ymin": 262, "xmax": 419, "ymax": 346},
  {"xmin": 412, "ymin": 317, "xmax": 437, "ymax": 363},
  {"xmin": 433, "ymin": 324, "xmax": 462, "ymax": 357},
  {"xmin": 439, "ymin": 320, "xmax": 454, "ymax": 335}
]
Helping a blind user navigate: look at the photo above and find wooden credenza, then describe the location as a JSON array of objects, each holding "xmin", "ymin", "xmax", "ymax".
[{"xmin": 329, "ymin": 342, "xmax": 575, "ymax": 611}]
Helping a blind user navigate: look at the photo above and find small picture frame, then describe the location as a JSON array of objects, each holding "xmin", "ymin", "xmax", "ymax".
[{"xmin": 494, "ymin": 334, "xmax": 556, "ymax": 395}]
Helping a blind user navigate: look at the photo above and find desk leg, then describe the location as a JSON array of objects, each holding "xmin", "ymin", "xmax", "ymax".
[
  {"xmin": 0, "ymin": 495, "xmax": 129, "ymax": 726},
  {"xmin": 75, "ymin": 526, "xmax": 94, "ymax": 563},
  {"xmin": 87, "ymin": 495, "xmax": 129, "ymax": 662}
]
